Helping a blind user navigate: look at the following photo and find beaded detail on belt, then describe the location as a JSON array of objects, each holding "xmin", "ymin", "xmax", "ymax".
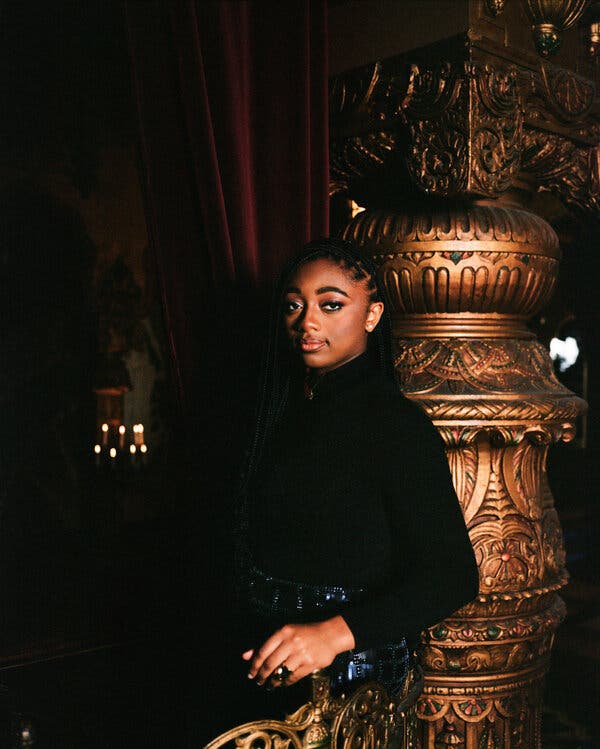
[{"xmin": 247, "ymin": 565, "xmax": 366, "ymax": 616}]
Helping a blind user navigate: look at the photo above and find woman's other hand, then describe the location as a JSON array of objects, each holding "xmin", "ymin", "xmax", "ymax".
[{"xmin": 242, "ymin": 615, "xmax": 355, "ymax": 687}]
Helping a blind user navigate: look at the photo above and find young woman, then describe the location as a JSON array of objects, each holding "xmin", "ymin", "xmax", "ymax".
[{"xmin": 200, "ymin": 237, "xmax": 478, "ymax": 741}]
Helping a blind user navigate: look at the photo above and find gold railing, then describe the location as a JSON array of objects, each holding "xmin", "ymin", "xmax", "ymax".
[{"xmin": 204, "ymin": 666, "xmax": 424, "ymax": 749}]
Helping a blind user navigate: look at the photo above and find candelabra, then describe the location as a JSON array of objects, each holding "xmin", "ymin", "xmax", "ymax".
[{"xmin": 93, "ymin": 421, "xmax": 149, "ymax": 471}]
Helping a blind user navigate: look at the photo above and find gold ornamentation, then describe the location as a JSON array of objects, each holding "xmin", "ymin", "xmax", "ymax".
[
  {"xmin": 331, "ymin": 61, "xmax": 525, "ymax": 200},
  {"xmin": 521, "ymin": 129, "xmax": 600, "ymax": 215},
  {"xmin": 402, "ymin": 63, "xmax": 469, "ymax": 195},
  {"xmin": 394, "ymin": 339, "xmax": 568, "ymax": 395},
  {"xmin": 469, "ymin": 64, "xmax": 522, "ymax": 196},
  {"xmin": 344, "ymin": 205, "xmax": 560, "ymax": 326},
  {"xmin": 204, "ymin": 669, "xmax": 424, "ymax": 749},
  {"xmin": 485, "ymin": 0, "xmax": 507, "ymax": 15},
  {"xmin": 522, "ymin": 0, "xmax": 589, "ymax": 56},
  {"xmin": 434, "ymin": 720, "xmax": 464, "ymax": 745},
  {"xmin": 538, "ymin": 65, "xmax": 595, "ymax": 123},
  {"xmin": 337, "ymin": 195, "xmax": 583, "ymax": 748}
]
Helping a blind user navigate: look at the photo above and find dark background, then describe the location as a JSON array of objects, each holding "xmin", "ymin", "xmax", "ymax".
[{"xmin": 1, "ymin": 1, "xmax": 599, "ymax": 747}]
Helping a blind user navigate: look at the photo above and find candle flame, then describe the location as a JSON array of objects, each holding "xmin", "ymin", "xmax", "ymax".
[
  {"xmin": 109, "ymin": 448, "xmax": 117, "ymax": 458},
  {"xmin": 130, "ymin": 444, "xmax": 137, "ymax": 454},
  {"xmin": 94, "ymin": 444, "xmax": 101, "ymax": 454},
  {"xmin": 119, "ymin": 425, "xmax": 126, "ymax": 435},
  {"xmin": 101, "ymin": 423, "xmax": 109, "ymax": 432},
  {"xmin": 140, "ymin": 444, "xmax": 148, "ymax": 454}
]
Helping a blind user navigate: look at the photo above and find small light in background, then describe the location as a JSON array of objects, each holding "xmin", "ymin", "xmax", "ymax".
[
  {"xmin": 549, "ymin": 336, "xmax": 580, "ymax": 372},
  {"xmin": 350, "ymin": 200, "xmax": 365, "ymax": 219}
]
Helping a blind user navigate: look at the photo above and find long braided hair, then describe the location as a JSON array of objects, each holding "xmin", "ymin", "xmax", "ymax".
[{"xmin": 240, "ymin": 236, "xmax": 396, "ymax": 494}]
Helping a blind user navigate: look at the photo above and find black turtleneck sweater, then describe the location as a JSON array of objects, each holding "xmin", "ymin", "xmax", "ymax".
[{"xmin": 248, "ymin": 353, "xmax": 479, "ymax": 652}]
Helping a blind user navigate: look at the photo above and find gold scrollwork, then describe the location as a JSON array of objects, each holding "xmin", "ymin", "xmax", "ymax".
[
  {"xmin": 469, "ymin": 64, "xmax": 523, "ymax": 196},
  {"xmin": 204, "ymin": 670, "xmax": 424, "ymax": 749},
  {"xmin": 521, "ymin": 129, "xmax": 600, "ymax": 216},
  {"xmin": 394, "ymin": 339, "xmax": 568, "ymax": 395}
]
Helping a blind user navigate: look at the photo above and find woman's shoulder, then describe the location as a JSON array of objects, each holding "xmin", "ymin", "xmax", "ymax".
[{"xmin": 352, "ymin": 373, "xmax": 434, "ymax": 435}]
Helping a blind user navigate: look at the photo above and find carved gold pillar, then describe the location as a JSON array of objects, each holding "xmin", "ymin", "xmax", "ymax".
[
  {"xmin": 342, "ymin": 202, "xmax": 581, "ymax": 749},
  {"xmin": 330, "ymin": 18, "xmax": 597, "ymax": 748}
]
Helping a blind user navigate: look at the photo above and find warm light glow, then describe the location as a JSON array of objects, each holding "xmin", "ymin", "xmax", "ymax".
[
  {"xmin": 130, "ymin": 444, "xmax": 137, "ymax": 454},
  {"xmin": 119, "ymin": 425, "xmax": 126, "ymax": 435},
  {"xmin": 94, "ymin": 444, "xmax": 101, "ymax": 454},
  {"xmin": 140, "ymin": 444, "xmax": 148, "ymax": 454},
  {"xmin": 101, "ymin": 423, "xmax": 109, "ymax": 432},
  {"xmin": 550, "ymin": 336, "xmax": 580, "ymax": 372},
  {"xmin": 350, "ymin": 200, "xmax": 365, "ymax": 219},
  {"xmin": 109, "ymin": 447, "xmax": 117, "ymax": 458}
]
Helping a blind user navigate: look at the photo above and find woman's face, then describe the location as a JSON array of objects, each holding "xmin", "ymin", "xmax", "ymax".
[{"xmin": 283, "ymin": 257, "xmax": 384, "ymax": 375}]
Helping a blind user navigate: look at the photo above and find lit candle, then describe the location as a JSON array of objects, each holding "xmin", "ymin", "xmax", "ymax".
[
  {"xmin": 140, "ymin": 443, "xmax": 148, "ymax": 466},
  {"xmin": 94, "ymin": 444, "xmax": 101, "ymax": 467},
  {"xmin": 139, "ymin": 423, "xmax": 145, "ymax": 446},
  {"xmin": 118, "ymin": 424, "xmax": 126, "ymax": 450},
  {"xmin": 133, "ymin": 424, "xmax": 142, "ymax": 446},
  {"xmin": 109, "ymin": 447, "xmax": 117, "ymax": 470},
  {"xmin": 101, "ymin": 423, "xmax": 109, "ymax": 446}
]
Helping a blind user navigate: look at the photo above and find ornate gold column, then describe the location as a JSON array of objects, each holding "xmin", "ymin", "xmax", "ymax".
[{"xmin": 330, "ymin": 12, "xmax": 597, "ymax": 747}]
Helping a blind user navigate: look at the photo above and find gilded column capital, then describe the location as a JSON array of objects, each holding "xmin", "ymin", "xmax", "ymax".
[
  {"xmin": 343, "ymin": 203, "xmax": 560, "ymax": 337},
  {"xmin": 330, "ymin": 58, "xmax": 523, "ymax": 200},
  {"xmin": 330, "ymin": 40, "xmax": 600, "ymax": 218}
]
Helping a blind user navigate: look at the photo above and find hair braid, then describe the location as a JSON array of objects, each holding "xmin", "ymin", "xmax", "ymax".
[{"xmin": 240, "ymin": 237, "xmax": 395, "ymax": 492}]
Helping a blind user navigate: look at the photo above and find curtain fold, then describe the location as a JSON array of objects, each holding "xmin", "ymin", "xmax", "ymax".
[{"xmin": 126, "ymin": 0, "xmax": 329, "ymax": 454}]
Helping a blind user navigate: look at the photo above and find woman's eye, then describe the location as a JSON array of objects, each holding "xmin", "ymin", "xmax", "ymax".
[
  {"xmin": 322, "ymin": 300, "xmax": 344, "ymax": 311},
  {"xmin": 284, "ymin": 300, "xmax": 302, "ymax": 314}
]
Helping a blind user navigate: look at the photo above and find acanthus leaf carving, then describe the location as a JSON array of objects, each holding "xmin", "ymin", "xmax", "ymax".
[
  {"xmin": 469, "ymin": 64, "xmax": 523, "ymax": 196},
  {"xmin": 521, "ymin": 129, "xmax": 600, "ymax": 216}
]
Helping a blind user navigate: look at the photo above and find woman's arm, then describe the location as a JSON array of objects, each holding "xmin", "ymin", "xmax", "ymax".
[{"xmin": 341, "ymin": 396, "xmax": 479, "ymax": 652}]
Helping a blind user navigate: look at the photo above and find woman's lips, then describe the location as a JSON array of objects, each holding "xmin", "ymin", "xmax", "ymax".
[{"xmin": 299, "ymin": 338, "xmax": 326, "ymax": 353}]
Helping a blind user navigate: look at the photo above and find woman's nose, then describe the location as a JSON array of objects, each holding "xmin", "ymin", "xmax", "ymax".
[{"xmin": 297, "ymin": 305, "xmax": 320, "ymax": 331}]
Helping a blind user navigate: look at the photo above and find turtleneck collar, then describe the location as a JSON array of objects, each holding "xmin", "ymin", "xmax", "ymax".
[{"xmin": 302, "ymin": 351, "xmax": 377, "ymax": 401}]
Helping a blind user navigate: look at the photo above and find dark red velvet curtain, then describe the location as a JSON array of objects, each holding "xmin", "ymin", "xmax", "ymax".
[{"xmin": 126, "ymin": 1, "xmax": 329, "ymax": 457}]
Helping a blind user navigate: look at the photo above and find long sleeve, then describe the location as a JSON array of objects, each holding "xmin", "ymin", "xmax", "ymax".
[
  {"xmin": 244, "ymin": 354, "xmax": 479, "ymax": 654},
  {"xmin": 341, "ymin": 396, "xmax": 479, "ymax": 652}
]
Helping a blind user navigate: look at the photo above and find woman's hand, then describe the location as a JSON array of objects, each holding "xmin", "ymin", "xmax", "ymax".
[{"xmin": 242, "ymin": 615, "xmax": 355, "ymax": 687}]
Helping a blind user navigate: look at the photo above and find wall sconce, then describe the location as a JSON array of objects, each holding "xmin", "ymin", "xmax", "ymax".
[
  {"xmin": 486, "ymin": 0, "xmax": 507, "ymax": 16},
  {"xmin": 581, "ymin": 0, "xmax": 600, "ymax": 56},
  {"xmin": 590, "ymin": 20, "xmax": 600, "ymax": 55},
  {"xmin": 522, "ymin": 0, "xmax": 590, "ymax": 56}
]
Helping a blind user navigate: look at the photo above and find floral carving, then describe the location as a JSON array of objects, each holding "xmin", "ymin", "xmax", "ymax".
[
  {"xmin": 538, "ymin": 65, "xmax": 595, "ymax": 123},
  {"xmin": 470, "ymin": 64, "xmax": 522, "ymax": 195}
]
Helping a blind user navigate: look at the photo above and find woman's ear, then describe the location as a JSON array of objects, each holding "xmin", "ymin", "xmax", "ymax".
[{"xmin": 365, "ymin": 301, "xmax": 384, "ymax": 332}]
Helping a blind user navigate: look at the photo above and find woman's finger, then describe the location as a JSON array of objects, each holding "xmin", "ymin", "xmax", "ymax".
[
  {"xmin": 256, "ymin": 642, "xmax": 292, "ymax": 684},
  {"xmin": 247, "ymin": 632, "xmax": 284, "ymax": 680},
  {"xmin": 281, "ymin": 663, "xmax": 312, "ymax": 686},
  {"xmin": 242, "ymin": 649, "xmax": 254, "ymax": 661},
  {"xmin": 269, "ymin": 653, "xmax": 305, "ymax": 688}
]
